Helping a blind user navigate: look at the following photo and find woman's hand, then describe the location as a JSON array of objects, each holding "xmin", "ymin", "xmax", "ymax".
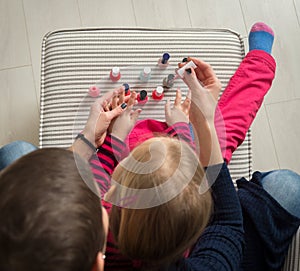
[
  {"xmin": 178, "ymin": 57, "xmax": 222, "ymax": 101},
  {"xmin": 82, "ymin": 86, "xmax": 127, "ymax": 148},
  {"xmin": 165, "ymin": 88, "xmax": 190, "ymax": 126},
  {"xmin": 178, "ymin": 58, "xmax": 223, "ymax": 166},
  {"xmin": 178, "ymin": 58, "xmax": 221, "ymax": 124},
  {"xmin": 109, "ymin": 91, "xmax": 142, "ymax": 141}
]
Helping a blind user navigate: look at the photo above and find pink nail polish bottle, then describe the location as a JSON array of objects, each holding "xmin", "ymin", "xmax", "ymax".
[
  {"xmin": 88, "ymin": 86, "xmax": 100, "ymax": 97},
  {"xmin": 110, "ymin": 67, "xmax": 121, "ymax": 82}
]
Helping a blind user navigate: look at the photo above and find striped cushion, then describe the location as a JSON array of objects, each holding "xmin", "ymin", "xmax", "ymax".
[
  {"xmin": 40, "ymin": 28, "xmax": 251, "ymax": 182},
  {"xmin": 40, "ymin": 28, "xmax": 299, "ymax": 271}
]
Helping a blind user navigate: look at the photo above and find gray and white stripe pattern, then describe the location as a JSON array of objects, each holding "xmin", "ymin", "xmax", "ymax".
[{"xmin": 40, "ymin": 28, "xmax": 251, "ymax": 181}]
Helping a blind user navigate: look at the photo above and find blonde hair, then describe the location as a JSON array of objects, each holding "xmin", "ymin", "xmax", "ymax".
[{"xmin": 107, "ymin": 137, "xmax": 212, "ymax": 266}]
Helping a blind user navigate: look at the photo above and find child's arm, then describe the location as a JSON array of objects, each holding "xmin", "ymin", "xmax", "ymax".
[
  {"xmin": 164, "ymin": 88, "xmax": 196, "ymax": 150},
  {"xmin": 165, "ymin": 122, "xmax": 196, "ymax": 151},
  {"xmin": 89, "ymin": 134, "xmax": 126, "ymax": 197},
  {"xmin": 93, "ymin": 93, "xmax": 141, "ymax": 197}
]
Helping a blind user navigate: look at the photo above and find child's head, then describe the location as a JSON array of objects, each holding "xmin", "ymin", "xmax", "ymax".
[
  {"xmin": 0, "ymin": 148, "xmax": 107, "ymax": 271},
  {"xmin": 107, "ymin": 137, "xmax": 212, "ymax": 267}
]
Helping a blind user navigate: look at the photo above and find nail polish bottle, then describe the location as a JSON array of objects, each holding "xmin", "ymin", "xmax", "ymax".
[
  {"xmin": 140, "ymin": 67, "xmax": 152, "ymax": 82},
  {"xmin": 182, "ymin": 57, "xmax": 188, "ymax": 63},
  {"xmin": 88, "ymin": 86, "xmax": 100, "ymax": 97},
  {"xmin": 110, "ymin": 67, "xmax": 121, "ymax": 82},
  {"xmin": 123, "ymin": 83, "xmax": 130, "ymax": 96},
  {"xmin": 176, "ymin": 60, "xmax": 196, "ymax": 78},
  {"xmin": 158, "ymin": 52, "xmax": 170, "ymax": 68},
  {"xmin": 163, "ymin": 74, "xmax": 175, "ymax": 88},
  {"xmin": 137, "ymin": 90, "xmax": 148, "ymax": 105},
  {"xmin": 152, "ymin": 86, "xmax": 164, "ymax": 100}
]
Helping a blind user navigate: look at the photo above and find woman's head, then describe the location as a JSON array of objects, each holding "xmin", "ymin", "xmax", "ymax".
[
  {"xmin": 0, "ymin": 148, "xmax": 107, "ymax": 271},
  {"xmin": 107, "ymin": 137, "xmax": 212, "ymax": 266}
]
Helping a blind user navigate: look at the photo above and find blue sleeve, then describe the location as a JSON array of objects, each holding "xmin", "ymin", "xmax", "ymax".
[{"xmin": 182, "ymin": 163, "xmax": 244, "ymax": 271}]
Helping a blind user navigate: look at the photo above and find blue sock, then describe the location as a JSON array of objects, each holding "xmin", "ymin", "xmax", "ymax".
[{"xmin": 249, "ymin": 22, "xmax": 274, "ymax": 54}]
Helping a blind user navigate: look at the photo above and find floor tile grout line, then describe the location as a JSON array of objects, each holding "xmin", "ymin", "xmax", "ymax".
[
  {"xmin": 0, "ymin": 65, "xmax": 32, "ymax": 73},
  {"xmin": 293, "ymin": 0, "xmax": 300, "ymax": 27},
  {"xmin": 239, "ymin": 0, "xmax": 250, "ymax": 39},
  {"xmin": 76, "ymin": 0, "xmax": 83, "ymax": 27},
  {"xmin": 264, "ymin": 103, "xmax": 281, "ymax": 169},
  {"xmin": 21, "ymin": 0, "xmax": 40, "ymax": 114},
  {"xmin": 185, "ymin": 0, "xmax": 193, "ymax": 28},
  {"xmin": 265, "ymin": 97, "xmax": 300, "ymax": 106},
  {"xmin": 131, "ymin": 0, "xmax": 138, "ymax": 27}
]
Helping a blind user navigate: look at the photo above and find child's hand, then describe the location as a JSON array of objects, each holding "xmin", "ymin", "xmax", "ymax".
[
  {"xmin": 82, "ymin": 86, "xmax": 127, "ymax": 148},
  {"xmin": 109, "ymin": 91, "xmax": 142, "ymax": 141},
  {"xmin": 165, "ymin": 88, "xmax": 190, "ymax": 126}
]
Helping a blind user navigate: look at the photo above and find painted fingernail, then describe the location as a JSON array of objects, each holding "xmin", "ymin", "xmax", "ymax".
[
  {"xmin": 121, "ymin": 103, "xmax": 127, "ymax": 109},
  {"xmin": 182, "ymin": 57, "xmax": 188, "ymax": 63},
  {"xmin": 185, "ymin": 68, "xmax": 192, "ymax": 74}
]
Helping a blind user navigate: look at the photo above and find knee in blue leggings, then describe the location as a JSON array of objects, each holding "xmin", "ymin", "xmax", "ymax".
[
  {"xmin": 261, "ymin": 169, "xmax": 300, "ymax": 218},
  {"xmin": 0, "ymin": 141, "xmax": 37, "ymax": 171}
]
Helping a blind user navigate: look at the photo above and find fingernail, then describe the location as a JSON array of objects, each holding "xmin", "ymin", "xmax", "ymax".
[
  {"xmin": 185, "ymin": 68, "xmax": 192, "ymax": 74},
  {"xmin": 121, "ymin": 103, "xmax": 127, "ymax": 109},
  {"xmin": 182, "ymin": 57, "xmax": 188, "ymax": 63}
]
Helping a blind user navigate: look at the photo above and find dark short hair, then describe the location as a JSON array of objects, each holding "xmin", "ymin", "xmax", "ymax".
[{"xmin": 0, "ymin": 148, "xmax": 104, "ymax": 271}]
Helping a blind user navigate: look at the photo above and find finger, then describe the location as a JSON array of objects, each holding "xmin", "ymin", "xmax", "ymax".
[
  {"xmin": 174, "ymin": 88, "xmax": 182, "ymax": 107},
  {"xmin": 111, "ymin": 95, "xmax": 118, "ymax": 109},
  {"xmin": 181, "ymin": 68, "xmax": 204, "ymax": 93},
  {"xmin": 105, "ymin": 104, "xmax": 126, "ymax": 121},
  {"xmin": 100, "ymin": 85, "xmax": 125, "ymax": 105},
  {"xmin": 124, "ymin": 95, "xmax": 131, "ymax": 103},
  {"xmin": 114, "ymin": 85, "xmax": 126, "ymax": 96},
  {"xmin": 187, "ymin": 89, "xmax": 191, "ymax": 100},
  {"xmin": 188, "ymin": 57, "xmax": 217, "ymax": 83},
  {"xmin": 182, "ymin": 94, "xmax": 191, "ymax": 112},
  {"xmin": 177, "ymin": 57, "xmax": 189, "ymax": 68},
  {"xmin": 164, "ymin": 99, "xmax": 171, "ymax": 119},
  {"xmin": 103, "ymin": 100, "xmax": 110, "ymax": 112},
  {"xmin": 130, "ymin": 108, "xmax": 142, "ymax": 123},
  {"xmin": 118, "ymin": 91, "xmax": 125, "ymax": 105},
  {"xmin": 127, "ymin": 91, "xmax": 137, "ymax": 107}
]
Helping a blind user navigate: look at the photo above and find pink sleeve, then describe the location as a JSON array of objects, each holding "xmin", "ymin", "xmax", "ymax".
[
  {"xmin": 89, "ymin": 134, "xmax": 126, "ymax": 198},
  {"xmin": 165, "ymin": 122, "xmax": 196, "ymax": 151}
]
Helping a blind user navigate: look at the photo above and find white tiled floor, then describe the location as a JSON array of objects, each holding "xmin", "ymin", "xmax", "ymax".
[{"xmin": 1, "ymin": 0, "xmax": 299, "ymax": 174}]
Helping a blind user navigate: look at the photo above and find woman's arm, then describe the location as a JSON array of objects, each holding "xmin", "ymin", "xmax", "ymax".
[
  {"xmin": 176, "ymin": 60, "xmax": 243, "ymax": 270},
  {"xmin": 179, "ymin": 63, "xmax": 223, "ymax": 166},
  {"xmin": 183, "ymin": 163, "xmax": 244, "ymax": 271}
]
